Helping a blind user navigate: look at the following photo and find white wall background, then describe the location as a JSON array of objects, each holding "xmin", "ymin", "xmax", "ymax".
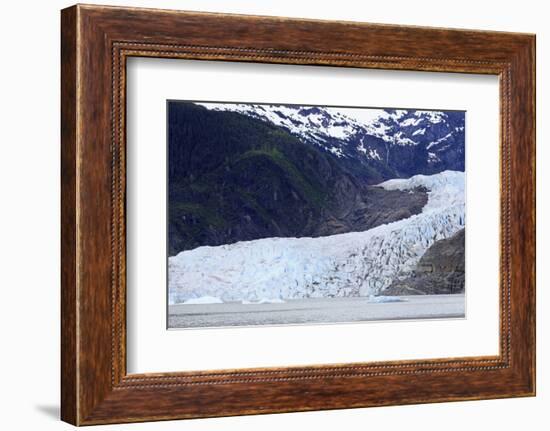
[{"xmin": 0, "ymin": 0, "xmax": 546, "ymax": 429}]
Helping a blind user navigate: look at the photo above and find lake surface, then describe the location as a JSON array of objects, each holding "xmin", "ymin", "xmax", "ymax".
[{"xmin": 168, "ymin": 294, "xmax": 465, "ymax": 329}]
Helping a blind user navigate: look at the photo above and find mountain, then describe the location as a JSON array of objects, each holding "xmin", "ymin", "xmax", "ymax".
[
  {"xmin": 168, "ymin": 171, "xmax": 465, "ymax": 303},
  {"xmin": 168, "ymin": 102, "xmax": 428, "ymax": 255},
  {"xmin": 196, "ymin": 102, "xmax": 465, "ymax": 179}
]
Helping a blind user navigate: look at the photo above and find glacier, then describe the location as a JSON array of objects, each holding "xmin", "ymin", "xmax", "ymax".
[{"xmin": 168, "ymin": 171, "xmax": 465, "ymax": 304}]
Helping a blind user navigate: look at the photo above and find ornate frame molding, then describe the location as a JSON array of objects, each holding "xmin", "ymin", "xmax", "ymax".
[{"xmin": 61, "ymin": 5, "xmax": 535, "ymax": 425}]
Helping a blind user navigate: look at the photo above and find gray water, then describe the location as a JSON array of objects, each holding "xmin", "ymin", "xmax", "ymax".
[{"xmin": 168, "ymin": 294, "xmax": 465, "ymax": 329}]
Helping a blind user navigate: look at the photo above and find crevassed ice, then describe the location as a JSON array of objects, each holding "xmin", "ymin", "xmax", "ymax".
[{"xmin": 168, "ymin": 171, "xmax": 465, "ymax": 304}]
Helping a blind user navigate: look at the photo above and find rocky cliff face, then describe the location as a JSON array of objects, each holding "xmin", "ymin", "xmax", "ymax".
[{"xmin": 383, "ymin": 229, "xmax": 465, "ymax": 295}]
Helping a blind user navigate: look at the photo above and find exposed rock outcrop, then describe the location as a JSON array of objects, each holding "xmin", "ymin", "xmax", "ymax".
[{"xmin": 383, "ymin": 229, "xmax": 465, "ymax": 295}]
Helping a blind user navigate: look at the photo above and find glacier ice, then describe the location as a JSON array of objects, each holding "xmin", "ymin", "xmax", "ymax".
[
  {"xmin": 182, "ymin": 296, "xmax": 224, "ymax": 305},
  {"xmin": 168, "ymin": 171, "xmax": 465, "ymax": 304}
]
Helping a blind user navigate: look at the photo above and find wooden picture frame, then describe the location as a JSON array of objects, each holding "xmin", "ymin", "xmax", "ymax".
[{"xmin": 61, "ymin": 4, "xmax": 536, "ymax": 425}]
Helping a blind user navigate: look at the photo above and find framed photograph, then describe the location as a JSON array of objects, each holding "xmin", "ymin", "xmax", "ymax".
[
  {"xmin": 165, "ymin": 100, "xmax": 467, "ymax": 329},
  {"xmin": 61, "ymin": 4, "xmax": 536, "ymax": 425}
]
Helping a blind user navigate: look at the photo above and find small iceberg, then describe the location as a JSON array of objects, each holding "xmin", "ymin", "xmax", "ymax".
[
  {"xmin": 367, "ymin": 295, "xmax": 407, "ymax": 303},
  {"xmin": 183, "ymin": 296, "xmax": 223, "ymax": 305},
  {"xmin": 242, "ymin": 298, "xmax": 286, "ymax": 305}
]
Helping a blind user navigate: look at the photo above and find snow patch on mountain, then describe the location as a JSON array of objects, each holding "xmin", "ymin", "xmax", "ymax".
[
  {"xmin": 394, "ymin": 131, "xmax": 417, "ymax": 146},
  {"xmin": 369, "ymin": 148, "xmax": 381, "ymax": 160},
  {"xmin": 400, "ymin": 117, "xmax": 422, "ymax": 127},
  {"xmin": 428, "ymin": 152, "xmax": 439, "ymax": 163},
  {"xmin": 427, "ymin": 132, "xmax": 453, "ymax": 149},
  {"xmin": 329, "ymin": 146, "xmax": 344, "ymax": 157},
  {"xmin": 168, "ymin": 171, "xmax": 465, "ymax": 304},
  {"xmin": 417, "ymin": 110, "xmax": 445, "ymax": 123}
]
